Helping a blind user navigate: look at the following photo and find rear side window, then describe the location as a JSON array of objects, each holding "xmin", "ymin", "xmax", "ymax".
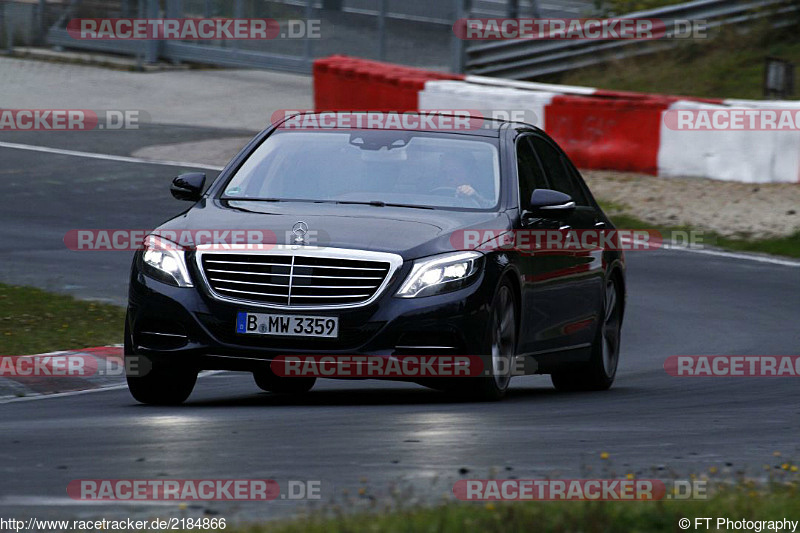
[
  {"xmin": 529, "ymin": 136, "xmax": 588, "ymax": 206},
  {"xmin": 563, "ymin": 158, "xmax": 595, "ymax": 207},
  {"xmin": 516, "ymin": 136, "xmax": 548, "ymax": 207}
]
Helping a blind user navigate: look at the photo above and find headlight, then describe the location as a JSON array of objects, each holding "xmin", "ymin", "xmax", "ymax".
[
  {"xmin": 141, "ymin": 235, "xmax": 194, "ymax": 287},
  {"xmin": 396, "ymin": 251, "xmax": 483, "ymax": 298}
]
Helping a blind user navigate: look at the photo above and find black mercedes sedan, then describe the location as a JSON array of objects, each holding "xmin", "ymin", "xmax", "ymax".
[{"xmin": 125, "ymin": 113, "xmax": 625, "ymax": 404}]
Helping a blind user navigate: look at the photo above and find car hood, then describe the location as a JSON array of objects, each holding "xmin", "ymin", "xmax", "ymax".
[{"xmin": 156, "ymin": 199, "xmax": 511, "ymax": 260}]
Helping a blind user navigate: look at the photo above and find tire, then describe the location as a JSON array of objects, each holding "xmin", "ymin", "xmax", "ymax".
[
  {"xmin": 124, "ymin": 317, "xmax": 197, "ymax": 405},
  {"xmin": 551, "ymin": 275, "xmax": 621, "ymax": 392},
  {"xmin": 439, "ymin": 278, "xmax": 517, "ymax": 401},
  {"xmin": 254, "ymin": 369, "xmax": 316, "ymax": 394}
]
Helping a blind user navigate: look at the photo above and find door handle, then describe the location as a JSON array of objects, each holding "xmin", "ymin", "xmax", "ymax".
[{"xmin": 594, "ymin": 221, "xmax": 606, "ymax": 228}]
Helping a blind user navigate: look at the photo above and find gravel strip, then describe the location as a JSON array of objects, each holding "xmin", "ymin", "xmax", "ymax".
[{"xmin": 584, "ymin": 171, "xmax": 800, "ymax": 239}]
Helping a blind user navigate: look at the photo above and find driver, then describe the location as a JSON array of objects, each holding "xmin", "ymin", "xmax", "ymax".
[{"xmin": 435, "ymin": 154, "xmax": 491, "ymax": 206}]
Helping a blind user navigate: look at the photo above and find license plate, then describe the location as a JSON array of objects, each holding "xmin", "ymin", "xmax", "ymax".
[{"xmin": 236, "ymin": 312, "xmax": 339, "ymax": 338}]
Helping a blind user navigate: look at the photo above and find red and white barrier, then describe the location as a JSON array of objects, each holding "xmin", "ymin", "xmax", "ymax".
[
  {"xmin": 313, "ymin": 55, "xmax": 465, "ymax": 113},
  {"xmin": 313, "ymin": 56, "xmax": 800, "ymax": 183},
  {"xmin": 0, "ymin": 346, "xmax": 124, "ymax": 399},
  {"xmin": 658, "ymin": 99, "xmax": 800, "ymax": 183},
  {"xmin": 419, "ymin": 80, "xmax": 558, "ymax": 129}
]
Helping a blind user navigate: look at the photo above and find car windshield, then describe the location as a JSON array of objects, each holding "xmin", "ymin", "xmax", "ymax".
[{"xmin": 222, "ymin": 130, "xmax": 501, "ymax": 210}]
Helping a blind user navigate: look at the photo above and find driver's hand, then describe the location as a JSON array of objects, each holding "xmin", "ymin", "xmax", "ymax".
[{"xmin": 456, "ymin": 184, "xmax": 476, "ymax": 197}]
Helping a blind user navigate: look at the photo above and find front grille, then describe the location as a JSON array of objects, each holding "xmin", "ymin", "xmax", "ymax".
[{"xmin": 199, "ymin": 252, "xmax": 395, "ymax": 307}]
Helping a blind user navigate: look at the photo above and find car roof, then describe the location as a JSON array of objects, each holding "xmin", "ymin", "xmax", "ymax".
[{"xmin": 270, "ymin": 111, "xmax": 540, "ymax": 138}]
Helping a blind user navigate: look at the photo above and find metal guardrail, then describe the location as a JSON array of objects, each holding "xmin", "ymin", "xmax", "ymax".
[
  {"xmin": 39, "ymin": 0, "xmax": 317, "ymax": 72},
  {"xmin": 6, "ymin": 0, "xmax": 460, "ymax": 72},
  {"xmin": 275, "ymin": 0, "xmax": 555, "ymax": 25},
  {"xmin": 3, "ymin": 0, "xmax": 600, "ymax": 73},
  {"xmin": 464, "ymin": 0, "xmax": 800, "ymax": 79}
]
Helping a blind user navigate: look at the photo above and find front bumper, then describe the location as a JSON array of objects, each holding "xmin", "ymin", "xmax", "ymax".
[{"xmin": 126, "ymin": 252, "xmax": 501, "ymax": 373}]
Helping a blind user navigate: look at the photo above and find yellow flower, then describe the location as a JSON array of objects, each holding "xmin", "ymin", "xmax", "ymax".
[
  {"xmin": 600, "ymin": 452, "xmax": 609, "ymax": 460},
  {"xmin": 626, "ymin": 473, "xmax": 634, "ymax": 480},
  {"xmin": 709, "ymin": 466, "xmax": 718, "ymax": 474},
  {"xmin": 178, "ymin": 503, "xmax": 187, "ymax": 510},
  {"xmin": 782, "ymin": 463, "xmax": 790, "ymax": 471},
  {"xmin": 791, "ymin": 466, "xmax": 799, "ymax": 473},
  {"xmin": 485, "ymin": 503, "xmax": 496, "ymax": 511},
  {"xmin": 358, "ymin": 487, "xmax": 366, "ymax": 495}
]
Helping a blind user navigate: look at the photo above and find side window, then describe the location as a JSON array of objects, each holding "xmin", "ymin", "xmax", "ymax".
[
  {"xmin": 516, "ymin": 136, "xmax": 548, "ymax": 208},
  {"xmin": 529, "ymin": 136, "xmax": 588, "ymax": 206},
  {"xmin": 563, "ymin": 158, "xmax": 595, "ymax": 207}
]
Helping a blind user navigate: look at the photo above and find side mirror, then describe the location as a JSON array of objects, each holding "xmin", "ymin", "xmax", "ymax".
[
  {"xmin": 171, "ymin": 173, "xmax": 206, "ymax": 201},
  {"xmin": 523, "ymin": 189, "xmax": 575, "ymax": 221}
]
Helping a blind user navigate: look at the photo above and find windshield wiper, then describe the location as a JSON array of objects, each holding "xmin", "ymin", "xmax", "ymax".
[
  {"xmin": 226, "ymin": 198, "xmax": 435, "ymax": 210},
  {"xmin": 223, "ymin": 197, "xmax": 285, "ymax": 202},
  {"xmin": 334, "ymin": 200, "xmax": 435, "ymax": 210},
  {"xmin": 334, "ymin": 200, "xmax": 387, "ymax": 207},
  {"xmin": 382, "ymin": 202, "xmax": 435, "ymax": 210}
]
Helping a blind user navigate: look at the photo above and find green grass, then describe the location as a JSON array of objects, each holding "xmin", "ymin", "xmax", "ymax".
[
  {"xmin": 713, "ymin": 232, "xmax": 800, "ymax": 258},
  {"xmin": 0, "ymin": 284, "xmax": 124, "ymax": 356},
  {"xmin": 225, "ymin": 480, "xmax": 800, "ymax": 533},
  {"xmin": 552, "ymin": 23, "xmax": 800, "ymax": 100},
  {"xmin": 602, "ymin": 206, "xmax": 800, "ymax": 259}
]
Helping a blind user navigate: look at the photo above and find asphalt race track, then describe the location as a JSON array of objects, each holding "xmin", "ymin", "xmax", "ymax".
[{"xmin": 1, "ymin": 127, "xmax": 799, "ymax": 522}]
